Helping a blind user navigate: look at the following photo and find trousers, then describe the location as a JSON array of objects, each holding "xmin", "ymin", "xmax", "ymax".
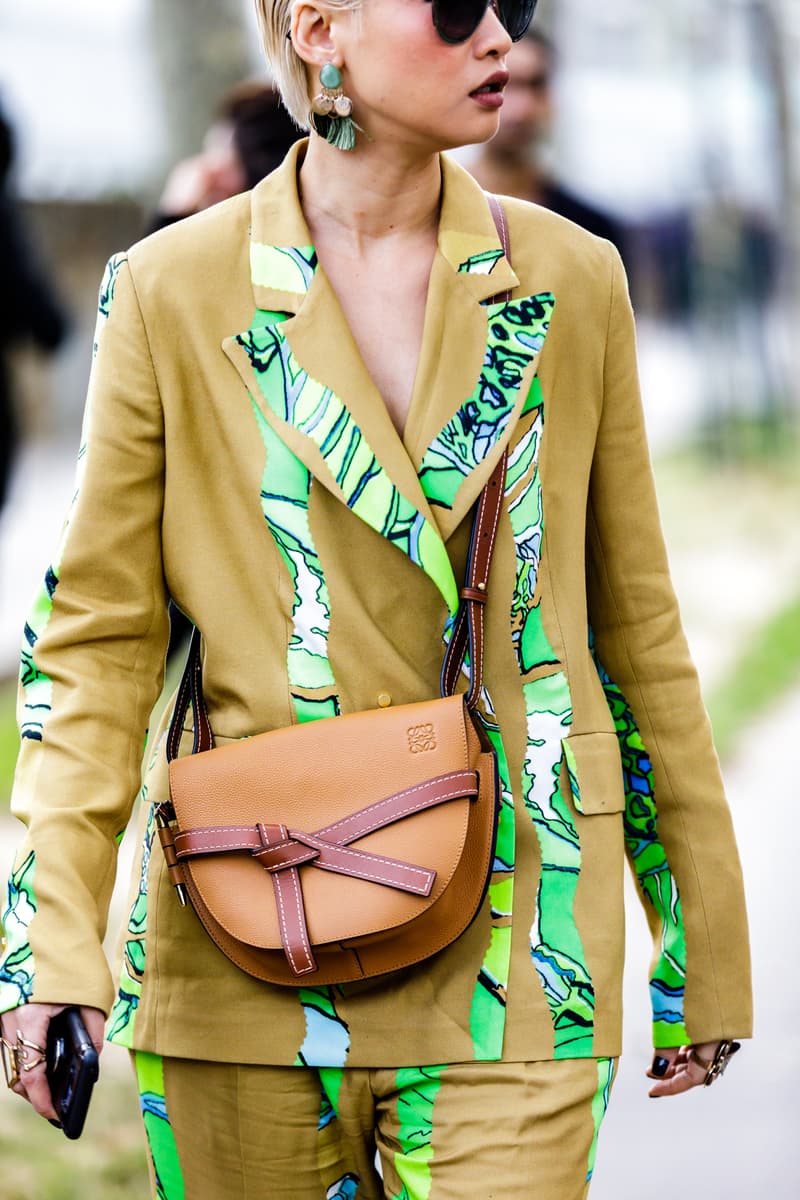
[{"xmin": 133, "ymin": 1053, "xmax": 616, "ymax": 1200}]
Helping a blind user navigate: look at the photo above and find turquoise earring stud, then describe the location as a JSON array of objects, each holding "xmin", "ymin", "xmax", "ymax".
[{"xmin": 310, "ymin": 63, "xmax": 358, "ymax": 151}]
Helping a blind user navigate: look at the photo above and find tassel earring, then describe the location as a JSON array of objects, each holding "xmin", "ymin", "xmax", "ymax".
[{"xmin": 310, "ymin": 63, "xmax": 358, "ymax": 151}]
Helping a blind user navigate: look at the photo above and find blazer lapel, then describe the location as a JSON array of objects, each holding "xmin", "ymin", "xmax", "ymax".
[
  {"xmin": 409, "ymin": 156, "xmax": 555, "ymax": 543},
  {"xmin": 222, "ymin": 143, "xmax": 459, "ymax": 617}
]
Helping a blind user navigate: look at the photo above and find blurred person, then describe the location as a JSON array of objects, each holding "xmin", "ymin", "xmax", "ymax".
[
  {"xmin": 149, "ymin": 80, "xmax": 301, "ymax": 233},
  {"xmin": 0, "ymin": 101, "xmax": 67, "ymax": 511},
  {"xmin": 470, "ymin": 28, "xmax": 628, "ymax": 258},
  {"xmin": 0, "ymin": 4, "xmax": 750, "ymax": 1199}
]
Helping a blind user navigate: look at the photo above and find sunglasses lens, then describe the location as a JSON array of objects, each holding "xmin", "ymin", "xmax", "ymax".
[
  {"xmin": 433, "ymin": 0, "xmax": 491, "ymax": 45},
  {"xmin": 496, "ymin": 0, "xmax": 539, "ymax": 41}
]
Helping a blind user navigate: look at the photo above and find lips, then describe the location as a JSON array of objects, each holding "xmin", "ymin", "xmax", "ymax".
[{"xmin": 469, "ymin": 70, "xmax": 510, "ymax": 98}]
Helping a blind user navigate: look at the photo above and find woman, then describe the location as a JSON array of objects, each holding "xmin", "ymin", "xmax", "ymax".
[{"xmin": 0, "ymin": 2, "xmax": 751, "ymax": 1197}]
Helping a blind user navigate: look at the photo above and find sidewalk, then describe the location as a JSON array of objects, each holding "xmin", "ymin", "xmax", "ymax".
[{"xmin": 592, "ymin": 687, "xmax": 799, "ymax": 1198}]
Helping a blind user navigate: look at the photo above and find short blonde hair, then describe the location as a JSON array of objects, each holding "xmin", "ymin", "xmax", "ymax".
[{"xmin": 254, "ymin": 0, "xmax": 364, "ymax": 127}]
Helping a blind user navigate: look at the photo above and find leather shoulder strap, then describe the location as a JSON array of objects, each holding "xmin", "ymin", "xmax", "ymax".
[{"xmin": 440, "ymin": 194, "xmax": 511, "ymax": 709}]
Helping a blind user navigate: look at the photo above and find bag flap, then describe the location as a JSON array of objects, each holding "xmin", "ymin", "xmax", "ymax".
[{"xmin": 168, "ymin": 694, "xmax": 484, "ymax": 949}]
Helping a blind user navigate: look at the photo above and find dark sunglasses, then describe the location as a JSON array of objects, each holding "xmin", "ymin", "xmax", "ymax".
[{"xmin": 429, "ymin": 0, "xmax": 538, "ymax": 45}]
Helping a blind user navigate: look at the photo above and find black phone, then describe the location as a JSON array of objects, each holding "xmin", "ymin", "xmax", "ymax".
[{"xmin": 45, "ymin": 1007, "xmax": 99, "ymax": 1139}]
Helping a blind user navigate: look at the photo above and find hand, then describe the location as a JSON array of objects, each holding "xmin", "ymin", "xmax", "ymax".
[
  {"xmin": 646, "ymin": 1040, "xmax": 738, "ymax": 1097},
  {"xmin": 1, "ymin": 1003, "xmax": 105, "ymax": 1122}
]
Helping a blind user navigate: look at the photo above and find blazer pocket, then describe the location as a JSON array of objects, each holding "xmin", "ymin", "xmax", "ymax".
[{"xmin": 561, "ymin": 732, "xmax": 625, "ymax": 816}]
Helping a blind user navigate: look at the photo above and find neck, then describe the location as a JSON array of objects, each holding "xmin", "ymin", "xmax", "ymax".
[{"xmin": 298, "ymin": 133, "xmax": 442, "ymax": 251}]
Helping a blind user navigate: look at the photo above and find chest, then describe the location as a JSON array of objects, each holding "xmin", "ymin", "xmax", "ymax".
[{"xmin": 315, "ymin": 242, "xmax": 436, "ymax": 438}]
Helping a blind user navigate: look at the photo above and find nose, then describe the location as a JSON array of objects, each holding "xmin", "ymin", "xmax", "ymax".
[{"xmin": 482, "ymin": 1, "xmax": 513, "ymax": 53}]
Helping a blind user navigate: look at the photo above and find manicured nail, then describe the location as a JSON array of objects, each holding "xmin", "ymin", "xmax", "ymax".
[
  {"xmin": 48, "ymin": 1118, "xmax": 62, "ymax": 1129},
  {"xmin": 651, "ymin": 1056, "xmax": 669, "ymax": 1077}
]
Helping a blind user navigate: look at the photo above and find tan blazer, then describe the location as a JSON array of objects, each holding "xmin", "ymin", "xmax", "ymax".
[{"xmin": 0, "ymin": 143, "xmax": 751, "ymax": 1067}]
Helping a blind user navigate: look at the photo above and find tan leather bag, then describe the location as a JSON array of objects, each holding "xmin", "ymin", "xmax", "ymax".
[
  {"xmin": 156, "ymin": 196, "xmax": 512, "ymax": 986},
  {"xmin": 164, "ymin": 691, "xmax": 499, "ymax": 985}
]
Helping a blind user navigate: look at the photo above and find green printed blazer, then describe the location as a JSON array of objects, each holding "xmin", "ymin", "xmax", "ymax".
[{"xmin": 0, "ymin": 143, "xmax": 751, "ymax": 1067}]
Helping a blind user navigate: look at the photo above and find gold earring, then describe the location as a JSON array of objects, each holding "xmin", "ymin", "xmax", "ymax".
[{"xmin": 310, "ymin": 63, "xmax": 357, "ymax": 151}]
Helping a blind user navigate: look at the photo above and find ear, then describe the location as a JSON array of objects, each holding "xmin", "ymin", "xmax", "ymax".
[{"xmin": 291, "ymin": 2, "xmax": 342, "ymax": 69}]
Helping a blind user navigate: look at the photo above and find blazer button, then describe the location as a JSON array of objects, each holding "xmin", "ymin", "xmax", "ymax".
[{"xmin": 377, "ymin": 692, "xmax": 392, "ymax": 708}]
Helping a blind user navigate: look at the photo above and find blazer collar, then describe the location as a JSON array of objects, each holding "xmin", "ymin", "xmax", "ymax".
[{"xmin": 223, "ymin": 142, "xmax": 553, "ymax": 607}]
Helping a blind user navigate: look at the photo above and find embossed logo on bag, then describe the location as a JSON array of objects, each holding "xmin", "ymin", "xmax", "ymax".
[{"xmin": 407, "ymin": 723, "xmax": 437, "ymax": 753}]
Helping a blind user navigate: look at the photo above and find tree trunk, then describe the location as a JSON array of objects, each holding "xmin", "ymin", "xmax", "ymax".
[{"xmin": 147, "ymin": 0, "xmax": 259, "ymax": 171}]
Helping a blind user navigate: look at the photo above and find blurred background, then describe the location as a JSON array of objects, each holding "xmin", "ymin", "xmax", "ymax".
[{"xmin": 0, "ymin": 0, "xmax": 798, "ymax": 1196}]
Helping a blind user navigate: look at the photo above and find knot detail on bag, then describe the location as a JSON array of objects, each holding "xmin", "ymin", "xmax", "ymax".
[{"xmin": 172, "ymin": 769, "xmax": 479, "ymax": 976}]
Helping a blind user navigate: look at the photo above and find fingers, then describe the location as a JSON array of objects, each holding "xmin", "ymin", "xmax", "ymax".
[
  {"xmin": 1, "ymin": 1002, "xmax": 108, "ymax": 1123},
  {"xmin": 79, "ymin": 1006, "xmax": 107, "ymax": 1058},
  {"xmin": 646, "ymin": 1041, "xmax": 723, "ymax": 1098},
  {"xmin": 17, "ymin": 1051, "xmax": 58, "ymax": 1121},
  {"xmin": 2, "ymin": 1003, "xmax": 61, "ymax": 1121},
  {"xmin": 645, "ymin": 1047, "xmax": 680, "ymax": 1081}
]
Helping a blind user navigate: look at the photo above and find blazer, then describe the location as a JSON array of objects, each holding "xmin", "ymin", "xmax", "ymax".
[{"xmin": 0, "ymin": 143, "xmax": 752, "ymax": 1068}]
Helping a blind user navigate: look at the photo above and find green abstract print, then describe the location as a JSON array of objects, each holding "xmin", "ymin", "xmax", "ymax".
[
  {"xmin": 237, "ymin": 318, "xmax": 458, "ymax": 616},
  {"xmin": 505, "ymin": 386, "xmax": 595, "ymax": 1057},
  {"xmin": 416, "ymin": 302, "xmax": 559, "ymax": 1060},
  {"xmin": 586, "ymin": 1057, "xmax": 615, "ymax": 1182},
  {"xmin": 135, "ymin": 1052, "xmax": 184, "ymax": 1200},
  {"xmin": 418, "ymin": 294, "xmax": 554, "ymax": 510},
  {"xmin": 252, "ymin": 397, "xmax": 339, "ymax": 720},
  {"xmin": 592, "ymin": 654, "xmax": 689, "ymax": 1046},
  {"xmin": 19, "ymin": 567, "xmax": 59, "ymax": 743},
  {"xmin": 0, "ymin": 851, "xmax": 36, "ymax": 1009},
  {"xmin": 468, "ymin": 714, "xmax": 514, "ymax": 1061},
  {"xmin": 108, "ymin": 741, "xmax": 163, "ymax": 1047},
  {"xmin": 250, "ymin": 243, "xmax": 317, "ymax": 293},
  {"xmin": 390, "ymin": 1065, "xmax": 447, "ymax": 1200},
  {"xmin": 522, "ymin": 676, "xmax": 594, "ymax": 1057},
  {"xmin": 295, "ymin": 985, "xmax": 351, "ymax": 1069},
  {"xmin": 243, "ymin": 306, "xmax": 350, "ymax": 1067},
  {"xmin": 457, "ymin": 248, "xmax": 504, "ymax": 275}
]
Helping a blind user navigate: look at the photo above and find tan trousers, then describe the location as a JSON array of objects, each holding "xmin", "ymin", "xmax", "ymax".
[{"xmin": 133, "ymin": 1053, "xmax": 616, "ymax": 1200}]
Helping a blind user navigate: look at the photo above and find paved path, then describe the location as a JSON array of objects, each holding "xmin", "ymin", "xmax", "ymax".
[{"xmin": 592, "ymin": 687, "xmax": 798, "ymax": 1198}]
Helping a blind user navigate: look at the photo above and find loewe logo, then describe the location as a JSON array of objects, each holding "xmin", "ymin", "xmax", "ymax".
[{"xmin": 407, "ymin": 723, "xmax": 437, "ymax": 753}]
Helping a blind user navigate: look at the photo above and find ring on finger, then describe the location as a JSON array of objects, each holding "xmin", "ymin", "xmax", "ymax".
[
  {"xmin": 1, "ymin": 1031, "xmax": 47, "ymax": 1089},
  {"xmin": 688, "ymin": 1040, "xmax": 741, "ymax": 1086}
]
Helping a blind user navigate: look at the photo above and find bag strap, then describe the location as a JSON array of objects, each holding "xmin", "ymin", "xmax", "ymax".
[
  {"xmin": 167, "ymin": 195, "xmax": 513, "ymax": 760},
  {"xmin": 440, "ymin": 193, "xmax": 511, "ymax": 709}
]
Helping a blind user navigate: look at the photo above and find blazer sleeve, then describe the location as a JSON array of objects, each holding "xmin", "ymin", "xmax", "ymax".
[
  {"xmin": 585, "ymin": 245, "xmax": 753, "ymax": 1046},
  {"xmin": 0, "ymin": 254, "xmax": 170, "ymax": 1017}
]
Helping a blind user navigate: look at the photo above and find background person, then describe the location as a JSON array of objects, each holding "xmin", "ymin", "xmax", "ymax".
[
  {"xmin": 0, "ymin": 3, "xmax": 750, "ymax": 1198},
  {"xmin": 470, "ymin": 27, "xmax": 628, "ymax": 259},
  {"xmin": 0, "ymin": 101, "xmax": 68, "ymax": 512},
  {"xmin": 148, "ymin": 80, "xmax": 301, "ymax": 234}
]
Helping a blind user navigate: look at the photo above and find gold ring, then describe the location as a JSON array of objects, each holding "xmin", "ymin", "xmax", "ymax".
[
  {"xmin": 1, "ymin": 1032, "xmax": 47, "ymax": 1089},
  {"xmin": 689, "ymin": 1040, "xmax": 741, "ymax": 1086}
]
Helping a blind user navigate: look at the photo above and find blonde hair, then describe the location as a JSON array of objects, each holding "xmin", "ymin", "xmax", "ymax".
[{"xmin": 253, "ymin": 0, "xmax": 364, "ymax": 127}]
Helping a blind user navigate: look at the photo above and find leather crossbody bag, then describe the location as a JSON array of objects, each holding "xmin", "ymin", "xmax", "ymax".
[{"xmin": 156, "ymin": 197, "xmax": 513, "ymax": 987}]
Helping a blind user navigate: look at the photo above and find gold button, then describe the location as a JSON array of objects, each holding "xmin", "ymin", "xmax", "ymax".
[{"xmin": 377, "ymin": 692, "xmax": 392, "ymax": 708}]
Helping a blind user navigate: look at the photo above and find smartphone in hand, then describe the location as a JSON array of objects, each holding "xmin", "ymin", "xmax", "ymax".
[{"xmin": 45, "ymin": 1007, "xmax": 99, "ymax": 1139}]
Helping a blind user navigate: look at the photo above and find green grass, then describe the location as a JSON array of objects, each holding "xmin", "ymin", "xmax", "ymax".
[
  {"xmin": 0, "ymin": 1046, "xmax": 149, "ymax": 1199},
  {"xmin": 0, "ymin": 678, "xmax": 18, "ymax": 810},
  {"xmin": 706, "ymin": 592, "xmax": 800, "ymax": 759}
]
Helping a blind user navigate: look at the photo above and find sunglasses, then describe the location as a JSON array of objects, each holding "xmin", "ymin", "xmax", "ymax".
[{"xmin": 429, "ymin": 0, "xmax": 538, "ymax": 45}]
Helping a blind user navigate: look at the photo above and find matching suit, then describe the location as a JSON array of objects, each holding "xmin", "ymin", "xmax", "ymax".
[{"xmin": 0, "ymin": 142, "xmax": 751, "ymax": 1197}]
